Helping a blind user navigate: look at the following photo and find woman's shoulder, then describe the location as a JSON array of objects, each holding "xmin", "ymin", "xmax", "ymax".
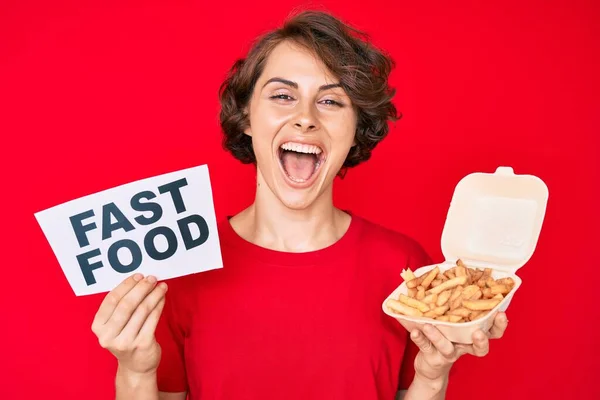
[{"xmin": 353, "ymin": 214, "xmax": 432, "ymax": 266}]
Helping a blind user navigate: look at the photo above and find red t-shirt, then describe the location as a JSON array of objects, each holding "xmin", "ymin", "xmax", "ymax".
[{"xmin": 155, "ymin": 214, "xmax": 431, "ymax": 399}]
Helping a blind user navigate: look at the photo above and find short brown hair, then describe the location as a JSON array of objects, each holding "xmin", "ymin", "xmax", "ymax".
[{"xmin": 219, "ymin": 10, "xmax": 399, "ymax": 170}]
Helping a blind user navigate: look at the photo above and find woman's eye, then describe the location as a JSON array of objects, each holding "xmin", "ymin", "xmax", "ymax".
[
  {"xmin": 270, "ymin": 94, "xmax": 294, "ymax": 101},
  {"xmin": 321, "ymin": 99, "xmax": 343, "ymax": 107}
]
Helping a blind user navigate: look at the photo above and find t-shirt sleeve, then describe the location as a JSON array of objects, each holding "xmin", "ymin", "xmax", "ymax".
[
  {"xmin": 398, "ymin": 239, "xmax": 433, "ymax": 391},
  {"xmin": 155, "ymin": 288, "xmax": 188, "ymax": 393}
]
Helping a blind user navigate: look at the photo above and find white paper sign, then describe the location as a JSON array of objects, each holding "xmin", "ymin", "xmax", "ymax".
[{"xmin": 35, "ymin": 164, "xmax": 223, "ymax": 296}]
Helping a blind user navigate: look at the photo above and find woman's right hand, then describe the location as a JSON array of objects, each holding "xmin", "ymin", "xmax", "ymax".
[{"xmin": 91, "ymin": 274, "xmax": 168, "ymax": 375}]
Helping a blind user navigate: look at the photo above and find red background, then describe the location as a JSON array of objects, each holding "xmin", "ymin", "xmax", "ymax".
[{"xmin": 1, "ymin": 1, "xmax": 598, "ymax": 399}]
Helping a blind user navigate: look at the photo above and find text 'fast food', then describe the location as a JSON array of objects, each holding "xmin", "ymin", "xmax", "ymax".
[{"xmin": 385, "ymin": 259, "xmax": 515, "ymax": 323}]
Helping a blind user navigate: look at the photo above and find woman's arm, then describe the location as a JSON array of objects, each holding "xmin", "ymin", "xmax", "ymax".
[
  {"xmin": 116, "ymin": 366, "xmax": 159, "ymax": 400},
  {"xmin": 114, "ymin": 365, "xmax": 187, "ymax": 400},
  {"xmin": 399, "ymin": 373, "xmax": 448, "ymax": 400},
  {"xmin": 90, "ymin": 275, "xmax": 178, "ymax": 400},
  {"xmin": 396, "ymin": 313, "xmax": 509, "ymax": 400}
]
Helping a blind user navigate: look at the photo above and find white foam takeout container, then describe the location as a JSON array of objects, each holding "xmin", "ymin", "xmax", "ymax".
[{"xmin": 382, "ymin": 166, "xmax": 549, "ymax": 344}]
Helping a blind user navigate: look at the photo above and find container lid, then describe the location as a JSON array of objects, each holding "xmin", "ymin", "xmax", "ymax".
[{"xmin": 440, "ymin": 166, "xmax": 549, "ymax": 273}]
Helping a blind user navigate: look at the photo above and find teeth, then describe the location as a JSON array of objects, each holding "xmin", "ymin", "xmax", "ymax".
[
  {"xmin": 288, "ymin": 175, "xmax": 307, "ymax": 183},
  {"xmin": 280, "ymin": 142, "xmax": 323, "ymax": 155}
]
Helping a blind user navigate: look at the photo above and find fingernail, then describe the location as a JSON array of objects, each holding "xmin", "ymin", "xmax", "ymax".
[
  {"xmin": 133, "ymin": 274, "xmax": 143, "ymax": 282},
  {"xmin": 159, "ymin": 282, "xmax": 168, "ymax": 291},
  {"xmin": 411, "ymin": 330, "xmax": 420, "ymax": 339},
  {"xmin": 147, "ymin": 275, "xmax": 157, "ymax": 284}
]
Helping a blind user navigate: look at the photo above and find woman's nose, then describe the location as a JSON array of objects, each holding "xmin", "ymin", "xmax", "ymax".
[{"xmin": 293, "ymin": 105, "xmax": 319, "ymax": 132}]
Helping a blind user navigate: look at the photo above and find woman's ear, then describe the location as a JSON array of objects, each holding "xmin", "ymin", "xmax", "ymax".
[{"xmin": 243, "ymin": 107, "xmax": 252, "ymax": 137}]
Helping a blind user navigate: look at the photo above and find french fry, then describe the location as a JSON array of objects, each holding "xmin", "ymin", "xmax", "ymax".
[
  {"xmin": 426, "ymin": 276, "xmax": 468, "ymax": 295},
  {"xmin": 422, "ymin": 293, "xmax": 438, "ymax": 305},
  {"xmin": 450, "ymin": 295, "xmax": 462, "ymax": 310},
  {"xmin": 407, "ymin": 288, "xmax": 417, "ymax": 298},
  {"xmin": 386, "ymin": 298, "xmax": 423, "ymax": 317},
  {"xmin": 482, "ymin": 287, "xmax": 493, "ymax": 298},
  {"xmin": 398, "ymin": 294, "xmax": 430, "ymax": 313},
  {"xmin": 449, "ymin": 286, "xmax": 464, "ymax": 302},
  {"xmin": 437, "ymin": 273, "xmax": 448, "ymax": 282},
  {"xmin": 420, "ymin": 267, "xmax": 440, "ymax": 289},
  {"xmin": 476, "ymin": 310, "xmax": 490, "ymax": 319},
  {"xmin": 461, "ymin": 285, "xmax": 479, "ymax": 299},
  {"xmin": 433, "ymin": 305, "xmax": 449, "ymax": 315},
  {"xmin": 480, "ymin": 311, "xmax": 492, "ymax": 320},
  {"xmin": 493, "ymin": 293, "xmax": 504, "ymax": 299},
  {"xmin": 496, "ymin": 278, "xmax": 515, "ymax": 287},
  {"xmin": 406, "ymin": 275, "xmax": 424, "ymax": 289},
  {"xmin": 431, "ymin": 279, "xmax": 442, "ymax": 287},
  {"xmin": 424, "ymin": 310, "xmax": 438, "ymax": 318},
  {"xmin": 465, "ymin": 267, "xmax": 473, "ymax": 284},
  {"xmin": 470, "ymin": 289, "xmax": 483, "ymax": 300},
  {"xmin": 482, "ymin": 268, "xmax": 492, "ymax": 279},
  {"xmin": 448, "ymin": 307, "xmax": 471, "ymax": 318},
  {"xmin": 401, "ymin": 268, "xmax": 416, "ymax": 282},
  {"xmin": 455, "ymin": 266, "xmax": 467, "ymax": 277},
  {"xmin": 462, "ymin": 298, "xmax": 502, "ymax": 311},
  {"xmin": 436, "ymin": 290, "xmax": 452, "ymax": 307},
  {"xmin": 485, "ymin": 277, "xmax": 497, "ymax": 288},
  {"xmin": 445, "ymin": 270, "xmax": 456, "ymax": 280},
  {"xmin": 472, "ymin": 269, "xmax": 483, "ymax": 282},
  {"xmin": 417, "ymin": 286, "xmax": 425, "ymax": 300},
  {"xmin": 469, "ymin": 311, "xmax": 484, "ymax": 321},
  {"xmin": 491, "ymin": 284, "xmax": 511, "ymax": 295}
]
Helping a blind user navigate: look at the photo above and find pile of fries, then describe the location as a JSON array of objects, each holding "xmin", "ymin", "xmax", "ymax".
[{"xmin": 386, "ymin": 259, "xmax": 515, "ymax": 323}]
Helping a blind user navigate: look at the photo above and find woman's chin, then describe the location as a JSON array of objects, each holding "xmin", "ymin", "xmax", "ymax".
[
  {"xmin": 271, "ymin": 177, "xmax": 331, "ymax": 210},
  {"xmin": 275, "ymin": 188, "xmax": 320, "ymax": 210}
]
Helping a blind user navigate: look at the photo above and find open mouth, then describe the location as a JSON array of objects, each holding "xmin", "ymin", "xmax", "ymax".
[{"xmin": 277, "ymin": 141, "xmax": 326, "ymax": 185}]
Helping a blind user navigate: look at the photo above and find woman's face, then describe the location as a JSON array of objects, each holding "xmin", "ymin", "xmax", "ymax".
[{"xmin": 244, "ymin": 40, "xmax": 358, "ymax": 210}]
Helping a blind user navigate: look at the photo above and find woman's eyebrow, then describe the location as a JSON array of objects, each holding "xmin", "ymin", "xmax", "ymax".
[
  {"xmin": 319, "ymin": 83, "xmax": 342, "ymax": 91},
  {"xmin": 263, "ymin": 77, "xmax": 342, "ymax": 92},
  {"xmin": 263, "ymin": 77, "xmax": 297, "ymax": 89}
]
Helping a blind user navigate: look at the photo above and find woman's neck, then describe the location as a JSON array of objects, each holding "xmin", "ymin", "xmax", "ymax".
[{"xmin": 229, "ymin": 173, "xmax": 351, "ymax": 253}]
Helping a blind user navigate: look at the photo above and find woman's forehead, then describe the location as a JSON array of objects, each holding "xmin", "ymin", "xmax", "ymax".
[{"xmin": 260, "ymin": 41, "xmax": 339, "ymax": 87}]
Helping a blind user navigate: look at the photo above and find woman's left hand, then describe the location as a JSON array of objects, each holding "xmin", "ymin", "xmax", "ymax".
[{"xmin": 409, "ymin": 312, "xmax": 509, "ymax": 381}]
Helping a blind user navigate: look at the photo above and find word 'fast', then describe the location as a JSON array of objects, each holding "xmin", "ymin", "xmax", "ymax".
[{"xmin": 69, "ymin": 178, "xmax": 209, "ymax": 285}]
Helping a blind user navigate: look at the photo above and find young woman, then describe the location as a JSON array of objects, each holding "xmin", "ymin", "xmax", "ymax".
[{"xmin": 91, "ymin": 10, "xmax": 508, "ymax": 400}]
